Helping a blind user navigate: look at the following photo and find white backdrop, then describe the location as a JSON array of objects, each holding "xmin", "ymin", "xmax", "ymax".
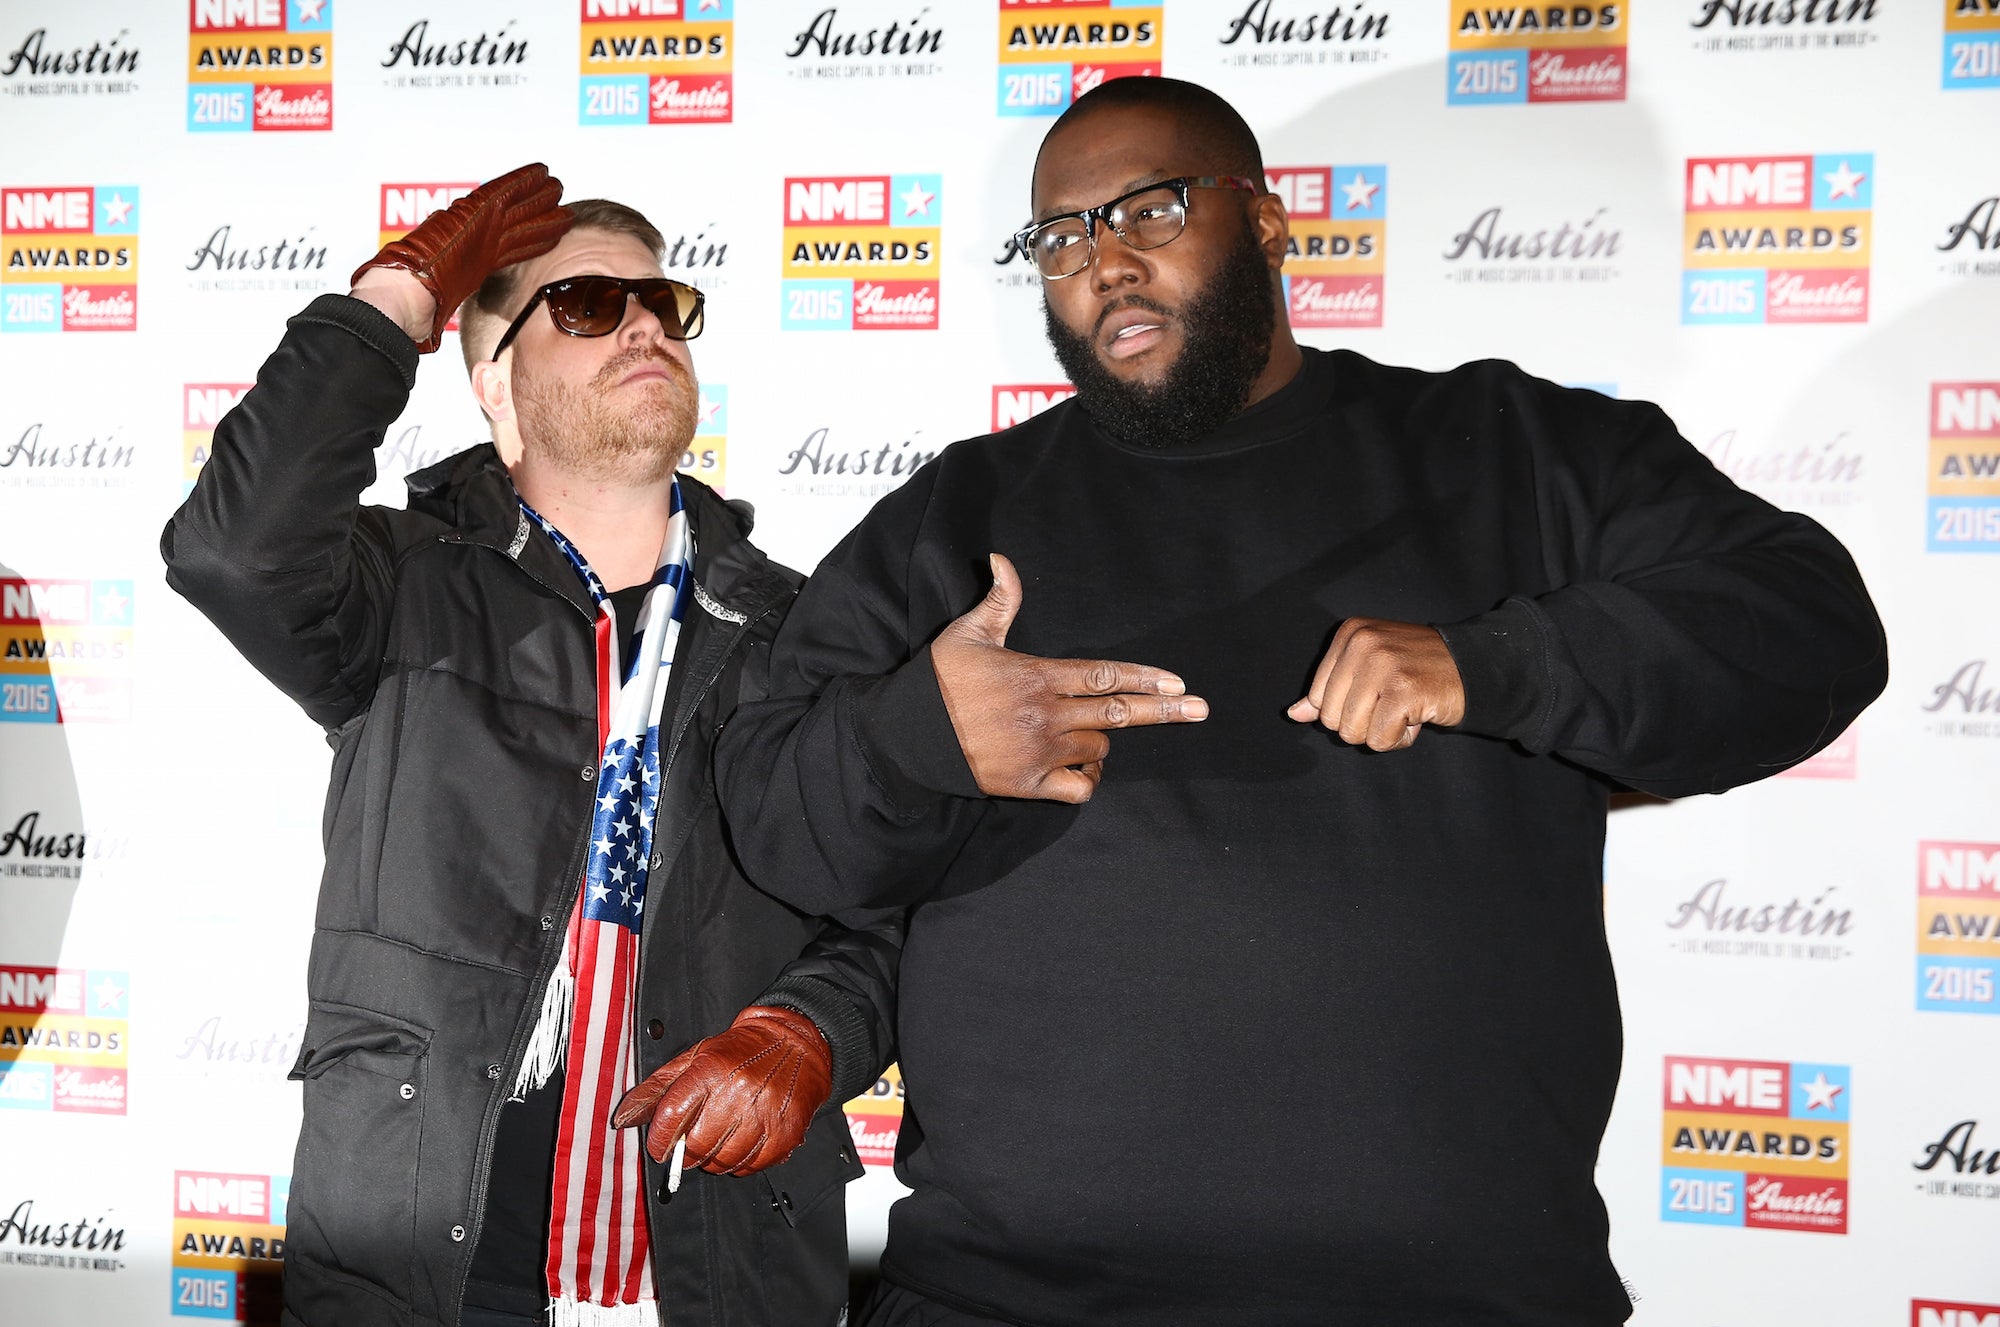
[{"xmin": 2, "ymin": 2, "xmax": 1997, "ymax": 1324}]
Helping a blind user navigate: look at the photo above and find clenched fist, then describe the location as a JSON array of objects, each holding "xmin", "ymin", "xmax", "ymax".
[
  {"xmin": 611, "ymin": 1005, "xmax": 832, "ymax": 1177},
  {"xmin": 349, "ymin": 162, "xmax": 572, "ymax": 352},
  {"xmin": 932, "ymin": 554, "xmax": 1207, "ymax": 804},
  {"xmin": 1287, "ymin": 617, "xmax": 1466, "ymax": 751}
]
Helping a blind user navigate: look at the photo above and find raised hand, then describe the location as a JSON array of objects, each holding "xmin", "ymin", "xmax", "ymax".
[
  {"xmin": 348, "ymin": 162, "xmax": 572, "ymax": 352},
  {"xmin": 931, "ymin": 554, "xmax": 1206, "ymax": 804},
  {"xmin": 611, "ymin": 1005, "xmax": 833, "ymax": 1177},
  {"xmin": 1286, "ymin": 617, "xmax": 1466, "ymax": 751}
]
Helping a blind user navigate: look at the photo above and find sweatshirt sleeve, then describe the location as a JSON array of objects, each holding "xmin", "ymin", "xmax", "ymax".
[
  {"xmin": 716, "ymin": 463, "xmax": 987, "ymax": 917},
  {"xmin": 1433, "ymin": 384, "xmax": 1887, "ymax": 798},
  {"xmin": 160, "ymin": 294, "xmax": 428, "ymax": 731}
]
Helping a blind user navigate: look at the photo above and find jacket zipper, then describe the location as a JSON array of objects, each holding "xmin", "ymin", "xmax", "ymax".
[
  {"xmin": 627, "ymin": 585, "xmax": 788, "ymax": 1186},
  {"xmin": 450, "ymin": 543, "xmax": 604, "ymax": 1325},
  {"xmin": 446, "ymin": 537, "xmax": 787, "ymax": 1323}
]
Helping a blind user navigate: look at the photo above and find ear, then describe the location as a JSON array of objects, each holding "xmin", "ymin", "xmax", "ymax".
[
  {"xmin": 1252, "ymin": 191, "xmax": 1291, "ymax": 270},
  {"xmin": 471, "ymin": 359, "xmax": 524, "ymax": 468}
]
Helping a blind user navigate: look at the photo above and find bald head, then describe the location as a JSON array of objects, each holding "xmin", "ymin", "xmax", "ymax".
[{"xmin": 1033, "ymin": 77, "xmax": 1265, "ymax": 200}]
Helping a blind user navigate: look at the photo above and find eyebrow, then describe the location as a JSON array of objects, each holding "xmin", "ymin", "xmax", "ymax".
[{"xmin": 1033, "ymin": 169, "xmax": 1174, "ymax": 223}]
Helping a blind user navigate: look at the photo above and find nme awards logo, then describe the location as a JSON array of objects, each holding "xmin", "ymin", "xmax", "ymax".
[
  {"xmin": 993, "ymin": 383, "xmax": 1076, "ymax": 431},
  {"xmin": 1270, "ymin": 165, "xmax": 1385, "ymax": 328},
  {"xmin": 188, "ymin": 0, "xmax": 333, "ymax": 133},
  {"xmin": 1448, "ymin": 3, "xmax": 1626, "ymax": 105},
  {"xmin": 1929, "ymin": 383, "xmax": 2000, "ymax": 552},
  {"xmin": 184, "ymin": 384, "xmax": 251, "ymax": 487},
  {"xmin": 0, "ymin": 966, "xmax": 130, "ymax": 1116},
  {"xmin": 381, "ymin": 184, "xmax": 475, "ymax": 337},
  {"xmin": 2, "ymin": 26, "xmax": 141, "ymax": 98},
  {"xmin": 997, "ymin": 0, "xmax": 1161, "ymax": 117},
  {"xmin": 1777, "ymin": 724, "xmax": 1858, "ymax": 778},
  {"xmin": 2, "ymin": 186, "xmax": 138, "ymax": 333},
  {"xmin": 1682, "ymin": 154, "xmax": 1872, "ymax": 325},
  {"xmin": 1915, "ymin": 1303, "xmax": 2000, "ymax": 1327},
  {"xmin": 1946, "ymin": 0, "xmax": 2000, "ymax": 89},
  {"xmin": 682, "ymin": 384, "xmax": 727, "ymax": 490},
  {"xmin": 1215, "ymin": 1, "xmax": 1391, "ymax": 70},
  {"xmin": 579, "ymin": 0, "xmax": 733, "ymax": 125},
  {"xmin": 171, "ymin": 1171, "xmax": 287, "ymax": 1320},
  {"xmin": 1916, "ymin": 841, "xmax": 2000, "ymax": 1015},
  {"xmin": 781, "ymin": 174, "xmax": 941, "ymax": 331},
  {"xmin": 1, "ymin": 580, "xmax": 134, "ymax": 724},
  {"xmin": 844, "ymin": 1063, "xmax": 904, "ymax": 1166},
  {"xmin": 1661, "ymin": 1056, "xmax": 1850, "ymax": 1234}
]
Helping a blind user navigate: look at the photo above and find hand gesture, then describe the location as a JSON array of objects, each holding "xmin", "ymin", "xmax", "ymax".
[
  {"xmin": 348, "ymin": 162, "xmax": 572, "ymax": 352},
  {"xmin": 611, "ymin": 1006, "xmax": 832, "ymax": 1178},
  {"xmin": 1287, "ymin": 618, "xmax": 1465, "ymax": 751},
  {"xmin": 931, "ymin": 554, "xmax": 1206, "ymax": 804}
]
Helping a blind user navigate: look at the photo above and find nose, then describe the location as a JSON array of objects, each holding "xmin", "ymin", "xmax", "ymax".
[
  {"xmin": 1087, "ymin": 223, "xmax": 1147, "ymax": 293},
  {"xmin": 618, "ymin": 291, "xmax": 668, "ymax": 346}
]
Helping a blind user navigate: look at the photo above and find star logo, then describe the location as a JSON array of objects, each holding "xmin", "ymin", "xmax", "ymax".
[
  {"xmin": 93, "ymin": 584, "xmax": 130, "ymax": 624},
  {"xmin": 617, "ymin": 774, "xmax": 638, "ymax": 794},
  {"xmin": 589, "ymin": 882, "xmax": 612, "ymax": 904},
  {"xmin": 295, "ymin": 0, "xmax": 325, "ymax": 21},
  {"xmin": 1822, "ymin": 160, "xmax": 1865, "ymax": 202},
  {"xmin": 100, "ymin": 193, "xmax": 132, "ymax": 228},
  {"xmin": 91, "ymin": 976, "xmax": 125, "ymax": 1011},
  {"xmin": 1342, "ymin": 173, "xmax": 1380, "ymax": 212},
  {"xmin": 593, "ymin": 836, "xmax": 615, "ymax": 857},
  {"xmin": 597, "ymin": 792, "xmax": 620, "ymax": 813},
  {"xmin": 1799, "ymin": 1072, "xmax": 1844, "ymax": 1112},
  {"xmin": 901, "ymin": 181, "xmax": 935, "ymax": 219}
]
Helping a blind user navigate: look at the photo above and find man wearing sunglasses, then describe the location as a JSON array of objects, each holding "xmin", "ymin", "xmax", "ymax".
[
  {"xmin": 163, "ymin": 166, "xmax": 895, "ymax": 1327},
  {"xmin": 714, "ymin": 79, "xmax": 1886, "ymax": 1325}
]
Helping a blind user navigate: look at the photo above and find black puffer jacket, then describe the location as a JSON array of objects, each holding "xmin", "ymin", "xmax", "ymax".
[{"xmin": 161, "ymin": 294, "xmax": 896, "ymax": 1327}]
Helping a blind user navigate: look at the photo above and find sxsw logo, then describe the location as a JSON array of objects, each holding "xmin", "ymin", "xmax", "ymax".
[{"xmin": 992, "ymin": 384, "xmax": 1074, "ymax": 431}]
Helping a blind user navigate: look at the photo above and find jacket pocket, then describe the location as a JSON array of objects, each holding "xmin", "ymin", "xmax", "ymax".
[
  {"xmin": 286, "ymin": 1001, "xmax": 432, "ymax": 1306},
  {"xmin": 760, "ymin": 1106, "xmax": 865, "ymax": 1229}
]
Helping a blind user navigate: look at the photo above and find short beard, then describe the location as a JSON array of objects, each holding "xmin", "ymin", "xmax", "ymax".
[
  {"xmin": 1043, "ymin": 220, "xmax": 1277, "ymax": 449},
  {"xmin": 512, "ymin": 344, "xmax": 697, "ymax": 487}
]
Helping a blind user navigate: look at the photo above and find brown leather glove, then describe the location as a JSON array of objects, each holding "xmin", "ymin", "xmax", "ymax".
[
  {"xmin": 611, "ymin": 1005, "xmax": 833, "ymax": 1177},
  {"xmin": 349, "ymin": 162, "xmax": 572, "ymax": 352}
]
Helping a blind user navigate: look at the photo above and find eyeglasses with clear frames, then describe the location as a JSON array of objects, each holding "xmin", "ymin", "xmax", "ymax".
[{"xmin": 1013, "ymin": 175, "xmax": 1262, "ymax": 281}]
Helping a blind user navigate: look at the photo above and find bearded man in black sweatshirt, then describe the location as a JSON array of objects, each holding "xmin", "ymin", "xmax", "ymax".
[{"xmin": 716, "ymin": 79, "xmax": 1888, "ymax": 1327}]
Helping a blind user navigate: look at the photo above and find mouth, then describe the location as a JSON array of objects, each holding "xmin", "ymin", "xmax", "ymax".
[
  {"xmin": 1097, "ymin": 306, "xmax": 1172, "ymax": 362},
  {"xmin": 603, "ymin": 354, "xmax": 683, "ymax": 390}
]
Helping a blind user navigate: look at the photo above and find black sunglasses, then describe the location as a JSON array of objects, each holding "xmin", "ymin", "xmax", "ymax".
[
  {"xmin": 490, "ymin": 275, "xmax": 705, "ymax": 359},
  {"xmin": 1013, "ymin": 175, "xmax": 1261, "ymax": 280}
]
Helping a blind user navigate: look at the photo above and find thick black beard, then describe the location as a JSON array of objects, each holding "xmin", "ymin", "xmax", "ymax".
[{"xmin": 1043, "ymin": 222, "xmax": 1277, "ymax": 449}]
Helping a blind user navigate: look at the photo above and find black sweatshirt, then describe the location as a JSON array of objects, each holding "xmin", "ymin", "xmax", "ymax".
[{"xmin": 716, "ymin": 349, "xmax": 1886, "ymax": 1326}]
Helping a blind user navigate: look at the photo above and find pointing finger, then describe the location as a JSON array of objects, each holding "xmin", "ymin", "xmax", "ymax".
[
  {"xmin": 1050, "ymin": 692, "xmax": 1207, "ymax": 732},
  {"xmin": 1049, "ymin": 656, "xmax": 1187, "ymax": 699}
]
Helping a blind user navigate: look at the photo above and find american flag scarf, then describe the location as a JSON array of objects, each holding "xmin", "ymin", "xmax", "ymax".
[{"xmin": 515, "ymin": 483, "xmax": 693, "ymax": 1326}]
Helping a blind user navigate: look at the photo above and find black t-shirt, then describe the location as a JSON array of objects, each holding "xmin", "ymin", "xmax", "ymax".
[{"xmin": 464, "ymin": 579, "xmax": 655, "ymax": 1315}]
